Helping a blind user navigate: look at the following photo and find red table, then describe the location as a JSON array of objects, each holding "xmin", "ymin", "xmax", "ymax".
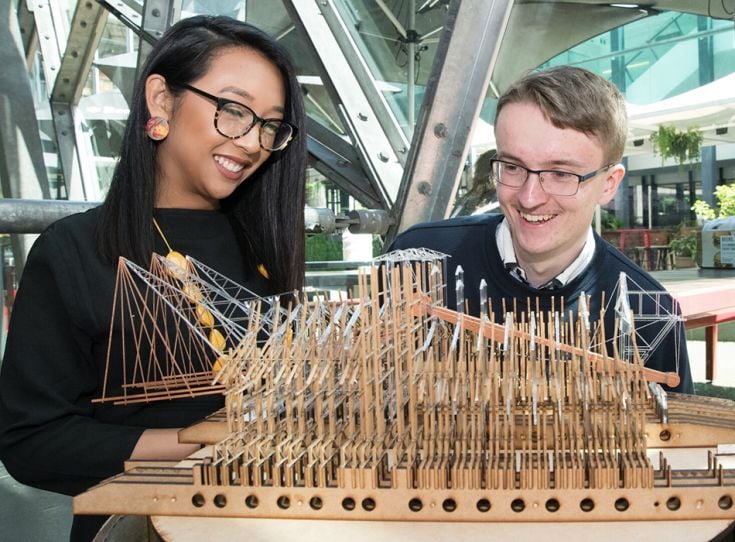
[{"xmin": 654, "ymin": 268, "xmax": 735, "ymax": 381}]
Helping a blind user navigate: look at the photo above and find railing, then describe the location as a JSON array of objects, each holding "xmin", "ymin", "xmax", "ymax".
[{"xmin": 602, "ymin": 228, "xmax": 673, "ymax": 271}]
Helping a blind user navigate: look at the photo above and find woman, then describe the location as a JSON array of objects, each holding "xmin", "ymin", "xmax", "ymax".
[{"xmin": 0, "ymin": 15, "xmax": 306, "ymax": 540}]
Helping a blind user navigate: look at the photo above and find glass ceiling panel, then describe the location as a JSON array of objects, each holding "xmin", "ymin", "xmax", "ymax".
[
  {"xmin": 181, "ymin": 0, "xmax": 348, "ymax": 136},
  {"xmin": 475, "ymin": 8, "xmax": 734, "ymax": 147},
  {"xmin": 79, "ymin": 11, "xmax": 137, "ymax": 194},
  {"xmin": 471, "ymin": 3, "xmax": 655, "ymax": 133},
  {"xmin": 28, "ymin": 49, "xmax": 63, "ymax": 198},
  {"xmin": 330, "ymin": 0, "xmax": 450, "ymax": 136},
  {"xmin": 181, "ymin": 0, "xmax": 246, "ymax": 18},
  {"xmin": 59, "ymin": 0, "xmax": 79, "ymax": 26},
  {"xmin": 542, "ymin": 12, "xmax": 735, "ymax": 105}
]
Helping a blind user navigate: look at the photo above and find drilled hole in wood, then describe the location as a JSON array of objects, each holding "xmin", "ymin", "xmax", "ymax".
[
  {"xmin": 408, "ymin": 498, "xmax": 423, "ymax": 512},
  {"xmin": 546, "ymin": 498, "xmax": 560, "ymax": 512},
  {"xmin": 442, "ymin": 498, "xmax": 457, "ymax": 512}
]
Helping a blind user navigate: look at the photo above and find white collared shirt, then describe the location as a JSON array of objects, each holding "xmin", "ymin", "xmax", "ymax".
[{"xmin": 496, "ymin": 218, "xmax": 596, "ymax": 290}]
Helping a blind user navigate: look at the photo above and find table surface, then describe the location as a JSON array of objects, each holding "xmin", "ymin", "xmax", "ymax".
[
  {"xmin": 151, "ymin": 516, "xmax": 734, "ymax": 542},
  {"xmin": 651, "ymin": 267, "xmax": 735, "ymax": 285},
  {"xmin": 651, "ymin": 268, "xmax": 735, "ymax": 316}
]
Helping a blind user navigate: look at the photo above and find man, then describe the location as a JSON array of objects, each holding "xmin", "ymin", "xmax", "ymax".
[{"xmin": 388, "ymin": 66, "xmax": 692, "ymax": 393}]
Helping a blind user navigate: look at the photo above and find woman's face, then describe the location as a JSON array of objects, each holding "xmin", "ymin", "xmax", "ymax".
[{"xmin": 153, "ymin": 47, "xmax": 286, "ymax": 209}]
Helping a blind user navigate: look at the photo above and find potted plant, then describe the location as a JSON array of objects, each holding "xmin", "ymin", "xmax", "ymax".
[
  {"xmin": 668, "ymin": 224, "xmax": 698, "ymax": 268},
  {"xmin": 649, "ymin": 124, "xmax": 703, "ymax": 167}
]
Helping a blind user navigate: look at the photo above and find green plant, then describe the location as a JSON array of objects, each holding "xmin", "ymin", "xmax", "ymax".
[
  {"xmin": 649, "ymin": 124, "xmax": 703, "ymax": 166},
  {"xmin": 669, "ymin": 229, "xmax": 698, "ymax": 259},
  {"xmin": 305, "ymin": 233, "xmax": 343, "ymax": 261},
  {"xmin": 692, "ymin": 199, "xmax": 716, "ymax": 221},
  {"xmin": 692, "ymin": 184, "xmax": 735, "ymax": 220},
  {"xmin": 372, "ymin": 235, "xmax": 384, "ymax": 257},
  {"xmin": 599, "ymin": 209, "xmax": 623, "ymax": 230}
]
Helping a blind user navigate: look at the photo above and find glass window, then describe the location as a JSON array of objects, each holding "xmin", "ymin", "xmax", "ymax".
[
  {"xmin": 77, "ymin": 12, "xmax": 136, "ymax": 194},
  {"xmin": 543, "ymin": 12, "xmax": 735, "ymax": 104},
  {"xmin": 330, "ymin": 0, "xmax": 450, "ymax": 135}
]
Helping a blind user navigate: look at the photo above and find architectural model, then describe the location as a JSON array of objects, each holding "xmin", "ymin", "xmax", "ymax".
[{"xmin": 74, "ymin": 250, "xmax": 735, "ymax": 523}]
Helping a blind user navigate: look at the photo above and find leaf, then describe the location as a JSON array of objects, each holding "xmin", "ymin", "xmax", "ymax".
[{"xmin": 649, "ymin": 125, "xmax": 703, "ymax": 167}]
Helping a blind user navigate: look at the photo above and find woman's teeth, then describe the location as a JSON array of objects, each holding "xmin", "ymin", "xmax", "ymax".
[{"xmin": 214, "ymin": 156, "xmax": 245, "ymax": 173}]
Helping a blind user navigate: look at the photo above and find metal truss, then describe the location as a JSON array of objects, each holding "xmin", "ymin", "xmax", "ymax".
[
  {"xmin": 50, "ymin": 1, "xmax": 108, "ymax": 201},
  {"xmin": 285, "ymin": 0, "xmax": 409, "ymax": 209}
]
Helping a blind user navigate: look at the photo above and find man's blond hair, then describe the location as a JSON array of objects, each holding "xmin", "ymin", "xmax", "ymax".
[{"xmin": 495, "ymin": 66, "xmax": 628, "ymax": 163}]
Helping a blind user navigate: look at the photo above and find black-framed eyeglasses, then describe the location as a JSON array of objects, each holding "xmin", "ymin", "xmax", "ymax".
[
  {"xmin": 490, "ymin": 158, "xmax": 615, "ymax": 197},
  {"xmin": 177, "ymin": 83, "xmax": 297, "ymax": 151}
]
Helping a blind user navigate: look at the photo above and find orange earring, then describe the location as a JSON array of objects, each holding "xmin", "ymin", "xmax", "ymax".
[{"xmin": 145, "ymin": 116, "xmax": 169, "ymax": 141}]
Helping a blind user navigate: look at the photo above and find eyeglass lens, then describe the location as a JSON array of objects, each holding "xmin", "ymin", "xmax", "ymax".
[
  {"xmin": 493, "ymin": 161, "xmax": 580, "ymax": 196},
  {"xmin": 216, "ymin": 102, "xmax": 292, "ymax": 150}
]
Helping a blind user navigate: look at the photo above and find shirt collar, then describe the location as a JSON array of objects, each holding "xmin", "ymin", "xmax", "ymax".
[{"xmin": 496, "ymin": 219, "xmax": 595, "ymax": 290}]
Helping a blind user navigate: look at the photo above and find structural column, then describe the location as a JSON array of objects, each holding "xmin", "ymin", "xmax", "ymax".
[
  {"xmin": 701, "ymin": 145, "xmax": 717, "ymax": 208},
  {"xmin": 615, "ymin": 157, "xmax": 631, "ymax": 228},
  {"xmin": 0, "ymin": 0, "xmax": 50, "ymax": 272}
]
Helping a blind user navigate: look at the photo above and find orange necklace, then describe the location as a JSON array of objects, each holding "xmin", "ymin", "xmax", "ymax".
[{"xmin": 152, "ymin": 216, "xmax": 228, "ymax": 373}]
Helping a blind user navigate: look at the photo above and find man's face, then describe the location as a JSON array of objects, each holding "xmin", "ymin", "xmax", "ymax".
[{"xmin": 494, "ymin": 101, "xmax": 624, "ymax": 269}]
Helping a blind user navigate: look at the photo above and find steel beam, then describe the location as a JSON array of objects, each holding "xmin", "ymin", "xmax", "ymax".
[
  {"xmin": 27, "ymin": 0, "xmax": 62, "ymax": 94},
  {"xmin": 389, "ymin": 0, "xmax": 513, "ymax": 240},
  {"xmin": 136, "ymin": 0, "xmax": 180, "ymax": 77},
  {"xmin": 0, "ymin": 199, "xmax": 391, "ymax": 236},
  {"xmin": 1, "ymin": 0, "xmax": 52, "ymax": 271},
  {"xmin": 285, "ymin": 0, "xmax": 408, "ymax": 208},
  {"xmin": 320, "ymin": 1, "xmax": 412, "ymax": 167},
  {"xmin": 49, "ymin": 2, "xmax": 107, "ymax": 201},
  {"xmin": 96, "ymin": 0, "xmax": 145, "ymax": 41},
  {"xmin": 17, "ymin": 0, "xmax": 36, "ymax": 64},
  {"xmin": 50, "ymin": 2, "xmax": 107, "ymax": 104},
  {"xmin": 0, "ymin": 199, "xmax": 99, "ymax": 233},
  {"xmin": 306, "ymin": 119, "xmax": 383, "ymax": 210}
]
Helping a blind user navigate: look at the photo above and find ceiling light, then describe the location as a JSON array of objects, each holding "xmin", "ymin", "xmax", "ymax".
[{"xmin": 610, "ymin": 3, "xmax": 640, "ymax": 8}]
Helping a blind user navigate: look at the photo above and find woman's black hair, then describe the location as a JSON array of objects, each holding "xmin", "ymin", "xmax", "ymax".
[{"xmin": 97, "ymin": 15, "xmax": 306, "ymax": 293}]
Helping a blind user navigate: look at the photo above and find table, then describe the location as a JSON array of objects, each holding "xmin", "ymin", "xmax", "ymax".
[
  {"xmin": 628, "ymin": 245, "xmax": 673, "ymax": 271},
  {"xmin": 151, "ymin": 516, "xmax": 735, "ymax": 542},
  {"xmin": 654, "ymin": 268, "xmax": 735, "ymax": 381}
]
